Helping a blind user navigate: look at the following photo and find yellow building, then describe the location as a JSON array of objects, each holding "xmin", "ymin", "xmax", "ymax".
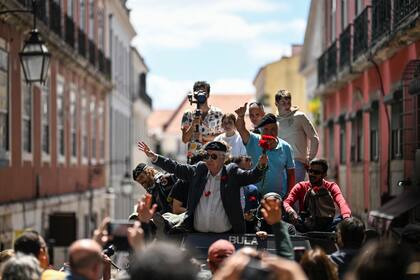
[{"xmin": 253, "ymin": 45, "xmax": 306, "ymax": 113}]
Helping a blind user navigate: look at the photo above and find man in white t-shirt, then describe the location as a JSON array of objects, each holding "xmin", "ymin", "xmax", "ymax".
[{"xmin": 214, "ymin": 113, "xmax": 247, "ymax": 157}]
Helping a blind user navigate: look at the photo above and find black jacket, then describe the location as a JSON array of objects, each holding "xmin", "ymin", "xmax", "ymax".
[{"xmin": 154, "ymin": 155, "xmax": 265, "ymax": 233}]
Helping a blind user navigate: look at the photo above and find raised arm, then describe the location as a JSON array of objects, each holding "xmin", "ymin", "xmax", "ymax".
[
  {"xmin": 234, "ymin": 103, "xmax": 250, "ymax": 144},
  {"xmin": 234, "ymin": 154, "xmax": 268, "ymax": 186},
  {"xmin": 137, "ymin": 141, "xmax": 196, "ymax": 180}
]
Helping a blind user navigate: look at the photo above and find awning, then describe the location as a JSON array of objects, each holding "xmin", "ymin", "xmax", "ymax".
[
  {"xmin": 369, "ymin": 190, "xmax": 420, "ymax": 233},
  {"xmin": 370, "ymin": 190, "xmax": 420, "ymax": 220}
]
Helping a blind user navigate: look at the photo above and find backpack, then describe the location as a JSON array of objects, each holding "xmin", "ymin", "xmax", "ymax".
[{"xmin": 303, "ymin": 186, "xmax": 336, "ymax": 231}]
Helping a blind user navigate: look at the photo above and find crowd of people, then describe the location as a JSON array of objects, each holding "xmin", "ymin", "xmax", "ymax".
[{"xmin": 1, "ymin": 81, "xmax": 419, "ymax": 280}]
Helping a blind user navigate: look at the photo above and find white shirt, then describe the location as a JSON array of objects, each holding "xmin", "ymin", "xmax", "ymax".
[
  {"xmin": 214, "ymin": 132, "xmax": 247, "ymax": 157},
  {"xmin": 194, "ymin": 170, "xmax": 232, "ymax": 233}
]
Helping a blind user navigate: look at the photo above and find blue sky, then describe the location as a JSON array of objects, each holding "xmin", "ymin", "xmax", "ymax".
[{"xmin": 126, "ymin": 0, "xmax": 310, "ymax": 109}]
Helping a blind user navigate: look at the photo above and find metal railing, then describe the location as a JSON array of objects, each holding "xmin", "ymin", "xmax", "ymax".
[
  {"xmin": 105, "ymin": 57, "xmax": 112, "ymax": 79},
  {"xmin": 98, "ymin": 49, "xmax": 105, "ymax": 73},
  {"xmin": 394, "ymin": 0, "xmax": 420, "ymax": 28},
  {"xmin": 88, "ymin": 39, "xmax": 96, "ymax": 66},
  {"xmin": 65, "ymin": 15, "xmax": 75, "ymax": 48},
  {"xmin": 49, "ymin": 0, "xmax": 62, "ymax": 37},
  {"xmin": 353, "ymin": 7, "xmax": 370, "ymax": 61},
  {"xmin": 317, "ymin": 51, "xmax": 327, "ymax": 85},
  {"xmin": 78, "ymin": 28, "xmax": 86, "ymax": 57},
  {"xmin": 371, "ymin": 0, "xmax": 391, "ymax": 43},
  {"xmin": 339, "ymin": 25, "xmax": 352, "ymax": 69},
  {"xmin": 326, "ymin": 41, "xmax": 337, "ymax": 80}
]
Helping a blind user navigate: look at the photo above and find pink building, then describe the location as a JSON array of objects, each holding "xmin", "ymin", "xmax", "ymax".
[{"xmin": 307, "ymin": 0, "xmax": 420, "ymax": 227}]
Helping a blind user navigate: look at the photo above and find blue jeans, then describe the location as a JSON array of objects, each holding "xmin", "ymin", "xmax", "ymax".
[{"xmin": 295, "ymin": 160, "xmax": 307, "ymax": 183}]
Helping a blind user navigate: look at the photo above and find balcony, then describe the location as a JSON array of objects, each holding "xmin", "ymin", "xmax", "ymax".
[
  {"xmin": 105, "ymin": 57, "xmax": 112, "ymax": 79},
  {"xmin": 317, "ymin": 51, "xmax": 327, "ymax": 86},
  {"xmin": 88, "ymin": 39, "xmax": 96, "ymax": 66},
  {"xmin": 98, "ymin": 50, "xmax": 105, "ymax": 73},
  {"xmin": 353, "ymin": 7, "xmax": 370, "ymax": 61},
  {"xmin": 326, "ymin": 41, "xmax": 337, "ymax": 80},
  {"xmin": 371, "ymin": 0, "xmax": 391, "ymax": 43},
  {"xmin": 78, "ymin": 28, "xmax": 86, "ymax": 57},
  {"xmin": 35, "ymin": 0, "xmax": 48, "ymax": 24},
  {"xmin": 339, "ymin": 25, "xmax": 352, "ymax": 70},
  {"xmin": 49, "ymin": 1, "xmax": 62, "ymax": 37},
  {"xmin": 394, "ymin": 0, "xmax": 420, "ymax": 29},
  {"xmin": 65, "ymin": 16, "xmax": 75, "ymax": 48}
]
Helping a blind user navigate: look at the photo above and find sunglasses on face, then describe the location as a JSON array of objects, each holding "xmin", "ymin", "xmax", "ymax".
[
  {"xmin": 307, "ymin": 169, "xmax": 323, "ymax": 175},
  {"xmin": 203, "ymin": 153, "xmax": 219, "ymax": 161}
]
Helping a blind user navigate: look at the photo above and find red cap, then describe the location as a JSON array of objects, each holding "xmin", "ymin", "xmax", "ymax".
[{"xmin": 208, "ymin": 239, "xmax": 235, "ymax": 263}]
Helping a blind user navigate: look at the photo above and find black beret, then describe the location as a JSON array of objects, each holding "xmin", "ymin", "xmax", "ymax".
[
  {"xmin": 133, "ymin": 163, "xmax": 147, "ymax": 180},
  {"xmin": 204, "ymin": 141, "xmax": 227, "ymax": 152},
  {"xmin": 256, "ymin": 113, "xmax": 277, "ymax": 128}
]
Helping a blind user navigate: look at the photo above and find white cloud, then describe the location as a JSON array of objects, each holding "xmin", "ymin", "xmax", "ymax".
[
  {"xmin": 127, "ymin": 0, "xmax": 299, "ymax": 50},
  {"xmin": 247, "ymin": 42, "xmax": 291, "ymax": 63},
  {"xmin": 148, "ymin": 75, "xmax": 255, "ymax": 109}
]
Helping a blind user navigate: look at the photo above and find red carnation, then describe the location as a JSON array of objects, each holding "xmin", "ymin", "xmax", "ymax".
[
  {"xmin": 204, "ymin": 191, "xmax": 211, "ymax": 197},
  {"xmin": 248, "ymin": 195, "xmax": 256, "ymax": 201},
  {"xmin": 313, "ymin": 186, "xmax": 320, "ymax": 193},
  {"xmin": 259, "ymin": 135, "xmax": 276, "ymax": 154}
]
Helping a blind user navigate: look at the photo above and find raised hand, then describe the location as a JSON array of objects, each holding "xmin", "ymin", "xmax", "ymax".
[
  {"xmin": 261, "ymin": 198, "xmax": 282, "ymax": 225},
  {"xmin": 127, "ymin": 221, "xmax": 145, "ymax": 252},
  {"xmin": 234, "ymin": 103, "xmax": 248, "ymax": 117},
  {"xmin": 258, "ymin": 154, "xmax": 268, "ymax": 169},
  {"xmin": 136, "ymin": 193, "xmax": 158, "ymax": 223},
  {"xmin": 92, "ymin": 217, "xmax": 111, "ymax": 246},
  {"xmin": 137, "ymin": 141, "xmax": 157, "ymax": 161}
]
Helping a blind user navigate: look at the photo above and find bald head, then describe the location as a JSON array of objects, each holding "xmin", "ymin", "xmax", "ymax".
[{"xmin": 68, "ymin": 239, "xmax": 103, "ymax": 280}]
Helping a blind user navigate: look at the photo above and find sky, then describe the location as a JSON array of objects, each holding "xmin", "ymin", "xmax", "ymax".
[{"xmin": 126, "ymin": 0, "xmax": 310, "ymax": 110}]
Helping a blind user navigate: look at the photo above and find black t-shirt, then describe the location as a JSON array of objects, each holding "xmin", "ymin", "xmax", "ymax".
[{"xmin": 169, "ymin": 179, "xmax": 189, "ymax": 208}]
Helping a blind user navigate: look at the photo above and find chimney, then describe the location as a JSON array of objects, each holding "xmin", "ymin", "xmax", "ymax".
[{"xmin": 291, "ymin": 44, "xmax": 303, "ymax": 56}]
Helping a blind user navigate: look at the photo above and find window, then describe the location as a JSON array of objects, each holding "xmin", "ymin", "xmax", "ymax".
[
  {"xmin": 98, "ymin": 101, "xmax": 104, "ymax": 159},
  {"xmin": 331, "ymin": 0, "xmax": 337, "ymax": 42},
  {"xmin": 341, "ymin": 0, "xmax": 348, "ymax": 30},
  {"xmin": 81, "ymin": 91, "xmax": 88, "ymax": 160},
  {"xmin": 22, "ymin": 71, "xmax": 32, "ymax": 154},
  {"xmin": 0, "ymin": 42, "xmax": 8, "ymax": 162},
  {"xmin": 70, "ymin": 89, "xmax": 77, "ymax": 158},
  {"xmin": 97, "ymin": 9, "xmax": 105, "ymax": 50},
  {"xmin": 90, "ymin": 97, "xmax": 96, "ymax": 159},
  {"xmin": 351, "ymin": 112, "xmax": 363, "ymax": 162},
  {"xmin": 339, "ymin": 120, "xmax": 346, "ymax": 164},
  {"xmin": 80, "ymin": 0, "xmax": 86, "ymax": 30},
  {"xmin": 88, "ymin": 0, "xmax": 94, "ymax": 39},
  {"xmin": 370, "ymin": 103, "xmax": 379, "ymax": 161},
  {"xmin": 391, "ymin": 99, "xmax": 403, "ymax": 159},
  {"xmin": 57, "ymin": 80, "xmax": 65, "ymax": 158},
  {"xmin": 355, "ymin": 0, "xmax": 363, "ymax": 15},
  {"xmin": 67, "ymin": 0, "xmax": 73, "ymax": 17},
  {"xmin": 328, "ymin": 121, "xmax": 335, "ymax": 162},
  {"xmin": 41, "ymin": 75, "xmax": 50, "ymax": 155}
]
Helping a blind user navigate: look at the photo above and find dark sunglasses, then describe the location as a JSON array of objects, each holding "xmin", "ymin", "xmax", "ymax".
[
  {"xmin": 203, "ymin": 153, "xmax": 218, "ymax": 161},
  {"xmin": 307, "ymin": 169, "xmax": 323, "ymax": 175}
]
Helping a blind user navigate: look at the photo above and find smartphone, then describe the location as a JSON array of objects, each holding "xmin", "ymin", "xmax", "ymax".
[{"xmin": 107, "ymin": 220, "xmax": 134, "ymax": 251}]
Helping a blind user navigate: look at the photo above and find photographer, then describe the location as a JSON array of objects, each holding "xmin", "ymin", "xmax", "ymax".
[{"xmin": 181, "ymin": 81, "xmax": 224, "ymax": 159}]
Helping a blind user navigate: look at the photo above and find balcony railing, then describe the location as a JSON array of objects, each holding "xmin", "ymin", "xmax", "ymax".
[
  {"xmin": 372, "ymin": 0, "xmax": 391, "ymax": 43},
  {"xmin": 326, "ymin": 41, "xmax": 337, "ymax": 80},
  {"xmin": 394, "ymin": 0, "xmax": 420, "ymax": 28},
  {"xmin": 317, "ymin": 51, "xmax": 327, "ymax": 85},
  {"xmin": 98, "ymin": 49, "xmax": 105, "ymax": 73},
  {"xmin": 65, "ymin": 16, "xmax": 75, "ymax": 48},
  {"xmin": 339, "ymin": 25, "xmax": 352, "ymax": 69},
  {"xmin": 35, "ymin": 0, "xmax": 48, "ymax": 24},
  {"xmin": 78, "ymin": 28, "xmax": 86, "ymax": 57},
  {"xmin": 49, "ymin": 1, "xmax": 62, "ymax": 37},
  {"xmin": 88, "ymin": 39, "xmax": 96, "ymax": 66},
  {"xmin": 353, "ymin": 7, "xmax": 370, "ymax": 61},
  {"xmin": 105, "ymin": 57, "xmax": 112, "ymax": 79}
]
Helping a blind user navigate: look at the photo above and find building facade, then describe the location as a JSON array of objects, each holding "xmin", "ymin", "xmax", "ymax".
[
  {"xmin": 253, "ymin": 45, "xmax": 307, "ymax": 113},
  {"xmin": 0, "ymin": 0, "xmax": 112, "ymax": 257},
  {"xmin": 106, "ymin": 0, "xmax": 136, "ymax": 219},
  {"xmin": 310, "ymin": 0, "xmax": 420, "ymax": 224}
]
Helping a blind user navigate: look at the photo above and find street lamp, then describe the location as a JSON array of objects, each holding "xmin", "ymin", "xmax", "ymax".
[{"xmin": 0, "ymin": 0, "xmax": 51, "ymax": 84}]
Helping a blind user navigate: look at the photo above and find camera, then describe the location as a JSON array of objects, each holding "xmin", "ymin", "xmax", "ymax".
[
  {"xmin": 187, "ymin": 89, "xmax": 207, "ymax": 105},
  {"xmin": 107, "ymin": 220, "xmax": 135, "ymax": 251}
]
